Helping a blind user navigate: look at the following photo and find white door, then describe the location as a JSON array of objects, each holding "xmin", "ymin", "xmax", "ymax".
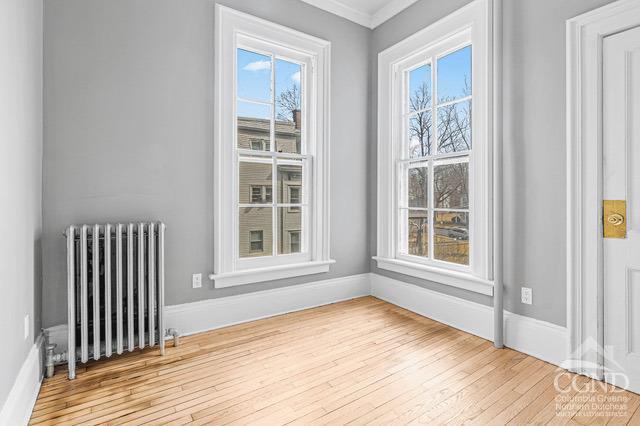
[{"xmin": 603, "ymin": 25, "xmax": 640, "ymax": 394}]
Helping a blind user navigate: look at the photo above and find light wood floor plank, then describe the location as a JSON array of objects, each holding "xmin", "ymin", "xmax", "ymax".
[{"xmin": 29, "ymin": 297, "xmax": 638, "ymax": 425}]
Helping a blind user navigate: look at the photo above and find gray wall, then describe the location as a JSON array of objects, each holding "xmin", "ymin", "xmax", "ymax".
[
  {"xmin": 42, "ymin": 0, "xmax": 620, "ymax": 331},
  {"xmin": 42, "ymin": 0, "xmax": 370, "ymax": 328},
  {"xmin": 0, "ymin": 0, "xmax": 43, "ymax": 409},
  {"xmin": 369, "ymin": 0, "xmax": 617, "ymax": 326}
]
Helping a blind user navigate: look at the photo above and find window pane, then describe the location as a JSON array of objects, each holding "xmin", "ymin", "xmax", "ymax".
[
  {"xmin": 408, "ymin": 64, "xmax": 431, "ymax": 113},
  {"xmin": 277, "ymin": 162, "xmax": 303, "ymax": 203},
  {"xmin": 275, "ymin": 59, "xmax": 302, "ymax": 154},
  {"xmin": 237, "ymin": 49, "xmax": 271, "ymax": 102},
  {"xmin": 434, "ymin": 211, "xmax": 469, "ymax": 265},
  {"xmin": 437, "ymin": 100, "xmax": 471, "ymax": 153},
  {"xmin": 408, "ymin": 166, "xmax": 428, "ymax": 208},
  {"xmin": 408, "ymin": 210, "xmax": 429, "ymax": 257},
  {"xmin": 239, "ymin": 161, "xmax": 272, "ymax": 204},
  {"xmin": 408, "ymin": 111, "xmax": 432, "ymax": 158},
  {"xmin": 434, "ymin": 161, "xmax": 468, "ymax": 209},
  {"xmin": 239, "ymin": 207, "xmax": 273, "ymax": 257},
  {"xmin": 437, "ymin": 45, "xmax": 471, "ymax": 103},
  {"xmin": 278, "ymin": 207, "xmax": 302, "ymax": 254},
  {"xmin": 237, "ymin": 101, "xmax": 272, "ymax": 151}
]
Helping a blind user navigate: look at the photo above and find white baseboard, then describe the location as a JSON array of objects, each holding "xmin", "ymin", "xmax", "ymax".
[
  {"xmin": 370, "ymin": 273, "xmax": 494, "ymax": 340},
  {"xmin": 45, "ymin": 272, "xmax": 567, "ymax": 372},
  {"xmin": 371, "ymin": 273, "xmax": 568, "ymax": 367},
  {"xmin": 165, "ymin": 273, "xmax": 371, "ymax": 336},
  {"xmin": 0, "ymin": 334, "xmax": 44, "ymax": 426},
  {"xmin": 504, "ymin": 310, "xmax": 568, "ymax": 366},
  {"xmin": 46, "ymin": 273, "xmax": 372, "ymax": 349}
]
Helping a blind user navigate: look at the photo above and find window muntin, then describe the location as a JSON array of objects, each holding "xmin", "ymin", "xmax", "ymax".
[
  {"xmin": 399, "ymin": 44, "xmax": 472, "ymax": 267},
  {"xmin": 236, "ymin": 46, "xmax": 307, "ymax": 260}
]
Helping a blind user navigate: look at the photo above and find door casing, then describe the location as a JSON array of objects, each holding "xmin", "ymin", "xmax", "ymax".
[{"xmin": 566, "ymin": 0, "xmax": 640, "ymax": 380}]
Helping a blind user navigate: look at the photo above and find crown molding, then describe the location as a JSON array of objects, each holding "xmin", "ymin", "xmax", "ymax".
[
  {"xmin": 298, "ymin": 0, "xmax": 373, "ymax": 28},
  {"xmin": 371, "ymin": 0, "xmax": 419, "ymax": 28},
  {"xmin": 299, "ymin": 0, "xmax": 418, "ymax": 29}
]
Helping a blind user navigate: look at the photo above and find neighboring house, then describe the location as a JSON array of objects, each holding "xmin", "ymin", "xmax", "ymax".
[{"xmin": 237, "ymin": 113, "xmax": 302, "ymax": 258}]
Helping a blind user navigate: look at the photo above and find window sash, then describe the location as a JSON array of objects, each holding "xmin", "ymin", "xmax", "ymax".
[
  {"xmin": 396, "ymin": 41, "xmax": 474, "ymax": 272},
  {"xmin": 234, "ymin": 41, "xmax": 312, "ymax": 268}
]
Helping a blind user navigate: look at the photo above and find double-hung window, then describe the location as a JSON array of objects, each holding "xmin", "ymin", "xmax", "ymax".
[
  {"xmin": 375, "ymin": 0, "xmax": 495, "ymax": 295},
  {"xmin": 212, "ymin": 6, "xmax": 332, "ymax": 288}
]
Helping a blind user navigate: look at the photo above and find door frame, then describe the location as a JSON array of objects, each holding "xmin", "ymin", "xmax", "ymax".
[{"xmin": 567, "ymin": 0, "xmax": 640, "ymax": 380}]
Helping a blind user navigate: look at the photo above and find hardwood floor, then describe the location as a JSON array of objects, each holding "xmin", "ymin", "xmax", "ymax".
[{"xmin": 30, "ymin": 297, "xmax": 640, "ymax": 425}]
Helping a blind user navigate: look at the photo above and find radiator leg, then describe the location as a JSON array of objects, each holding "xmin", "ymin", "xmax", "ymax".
[{"xmin": 167, "ymin": 328, "xmax": 180, "ymax": 348}]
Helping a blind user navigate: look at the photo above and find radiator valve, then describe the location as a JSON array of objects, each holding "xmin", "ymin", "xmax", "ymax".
[{"xmin": 45, "ymin": 343, "xmax": 57, "ymax": 378}]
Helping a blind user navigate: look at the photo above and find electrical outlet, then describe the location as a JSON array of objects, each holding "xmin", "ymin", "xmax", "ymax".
[
  {"xmin": 24, "ymin": 314, "xmax": 30, "ymax": 339},
  {"xmin": 521, "ymin": 287, "xmax": 533, "ymax": 305},
  {"xmin": 192, "ymin": 273, "xmax": 202, "ymax": 289}
]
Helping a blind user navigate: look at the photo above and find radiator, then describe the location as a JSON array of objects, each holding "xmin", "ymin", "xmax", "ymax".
[{"xmin": 65, "ymin": 222, "xmax": 166, "ymax": 379}]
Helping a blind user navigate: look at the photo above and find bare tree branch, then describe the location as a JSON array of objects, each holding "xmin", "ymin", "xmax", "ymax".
[{"xmin": 276, "ymin": 84, "xmax": 300, "ymax": 122}]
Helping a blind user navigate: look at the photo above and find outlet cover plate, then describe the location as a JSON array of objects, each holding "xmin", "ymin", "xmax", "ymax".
[
  {"xmin": 521, "ymin": 287, "xmax": 532, "ymax": 305},
  {"xmin": 192, "ymin": 273, "xmax": 202, "ymax": 289},
  {"xmin": 24, "ymin": 314, "xmax": 30, "ymax": 339}
]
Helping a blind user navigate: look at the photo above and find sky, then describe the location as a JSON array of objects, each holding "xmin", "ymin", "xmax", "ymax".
[
  {"xmin": 408, "ymin": 44, "xmax": 472, "ymax": 107},
  {"xmin": 236, "ymin": 45, "xmax": 470, "ymax": 119},
  {"xmin": 237, "ymin": 49, "xmax": 301, "ymax": 121},
  {"xmin": 408, "ymin": 45, "xmax": 472, "ymax": 156}
]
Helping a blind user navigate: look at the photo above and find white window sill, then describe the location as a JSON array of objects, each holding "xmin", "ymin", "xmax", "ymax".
[
  {"xmin": 209, "ymin": 260, "xmax": 336, "ymax": 288},
  {"xmin": 372, "ymin": 256, "xmax": 493, "ymax": 296}
]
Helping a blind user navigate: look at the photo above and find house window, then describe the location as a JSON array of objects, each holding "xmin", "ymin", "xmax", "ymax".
[
  {"xmin": 212, "ymin": 6, "xmax": 332, "ymax": 288},
  {"xmin": 288, "ymin": 186, "xmax": 301, "ymax": 212},
  {"xmin": 250, "ymin": 185, "xmax": 272, "ymax": 203},
  {"xmin": 249, "ymin": 230, "xmax": 264, "ymax": 252},
  {"xmin": 289, "ymin": 231, "xmax": 301, "ymax": 253},
  {"xmin": 375, "ymin": 0, "xmax": 494, "ymax": 295},
  {"xmin": 289, "ymin": 186, "xmax": 301, "ymax": 204},
  {"xmin": 250, "ymin": 139, "xmax": 270, "ymax": 151}
]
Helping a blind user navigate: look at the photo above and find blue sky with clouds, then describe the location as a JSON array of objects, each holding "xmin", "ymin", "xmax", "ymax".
[
  {"xmin": 236, "ymin": 45, "xmax": 470, "ymax": 120},
  {"xmin": 237, "ymin": 49, "xmax": 301, "ymax": 120}
]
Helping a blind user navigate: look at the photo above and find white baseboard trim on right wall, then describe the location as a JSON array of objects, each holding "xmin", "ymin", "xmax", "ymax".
[
  {"xmin": 370, "ymin": 273, "xmax": 568, "ymax": 367},
  {"xmin": 503, "ymin": 310, "xmax": 568, "ymax": 367}
]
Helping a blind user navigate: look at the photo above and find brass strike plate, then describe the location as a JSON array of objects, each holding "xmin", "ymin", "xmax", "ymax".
[{"xmin": 603, "ymin": 200, "xmax": 627, "ymax": 239}]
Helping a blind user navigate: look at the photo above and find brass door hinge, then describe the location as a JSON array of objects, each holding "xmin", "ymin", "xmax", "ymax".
[{"xmin": 603, "ymin": 200, "xmax": 626, "ymax": 239}]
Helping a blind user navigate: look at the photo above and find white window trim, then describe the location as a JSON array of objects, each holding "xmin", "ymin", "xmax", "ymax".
[
  {"xmin": 375, "ymin": 0, "xmax": 494, "ymax": 296},
  {"xmin": 211, "ymin": 5, "xmax": 333, "ymax": 288}
]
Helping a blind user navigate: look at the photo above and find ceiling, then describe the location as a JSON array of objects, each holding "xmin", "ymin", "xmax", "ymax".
[{"xmin": 298, "ymin": 0, "xmax": 419, "ymax": 29}]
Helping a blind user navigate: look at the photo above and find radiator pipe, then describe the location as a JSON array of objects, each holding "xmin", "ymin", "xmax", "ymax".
[
  {"xmin": 45, "ymin": 343, "xmax": 56, "ymax": 378},
  {"xmin": 492, "ymin": 0, "xmax": 504, "ymax": 349}
]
